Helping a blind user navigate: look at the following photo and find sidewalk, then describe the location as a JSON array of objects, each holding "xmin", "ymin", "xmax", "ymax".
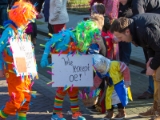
[
  {"xmin": 0, "ymin": 13, "xmax": 152, "ymax": 120},
  {"xmin": 0, "ymin": 65, "xmax": 152, "ymax": 120}
]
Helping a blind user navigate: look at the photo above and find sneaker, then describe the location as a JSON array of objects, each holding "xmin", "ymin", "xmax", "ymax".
[
  {"xmin": 137, "ymin": 91, "xmax": 153, "ymax": 99},
  {"xmin": 114, "ymin": 109, "xmax": 126, "ymax": 119},
  {"xmin": 139, "ymin": 107, "xmax": 156, "ymax": 118},
  {"xmin": 51, "ymin": 113, "xmax": 66, "ymax": 120},
  {"xmin": 86, "ymin": 105, "xmax": 96, "ymax": 110},
  {"xmin": 72, "ymin": 112, "xmax": 86, "ymax": 120}
]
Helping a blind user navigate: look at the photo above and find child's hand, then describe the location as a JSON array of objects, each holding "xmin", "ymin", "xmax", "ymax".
[
  {"xmin": 124, "ymin": 81, "xmax": 131, "ymax": 88},
  {"xmin": 0, "ymin": 70, "xmax": 4, "ymax": 78},
  {"xmin": 36, "ymin": 14, "xmax": 43, "ymax": 19}
]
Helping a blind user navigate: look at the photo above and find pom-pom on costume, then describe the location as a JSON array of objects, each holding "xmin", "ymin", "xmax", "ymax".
[
  {"xmin": 92, "ymin": 54, "xmax": 132, "ymax": 119},
  {"xmin": 0, "ymin": 1, "xmax": 37, "ymax": 120},
  {"xmin": 41, "ymin": 19, "xmax": 106, "ymax": 120}
]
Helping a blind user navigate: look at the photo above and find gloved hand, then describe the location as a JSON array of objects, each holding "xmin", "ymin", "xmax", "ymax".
[
  {"xmin": 40, "ymin": 58, "xmax": 49, "ymax": 68},
  {"xmin": 40, "ymin": 52, "xmax": 49, "ymax": 68}
]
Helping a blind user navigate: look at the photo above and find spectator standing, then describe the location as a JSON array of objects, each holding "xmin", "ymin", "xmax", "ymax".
[
  {"xmin": 49, "ymin": 0, "xmax": 69, "ymax": 33},
  {"xmin": 118, "ymin": 0, "xmax": 132, "ymax": 66},
  {"xmin": 110, "ymin": 13, "xmax": 160, "ymax": 119},
  {"xmin": 130, "ymin": 0, "xmax": 160, "ymax": 99}
]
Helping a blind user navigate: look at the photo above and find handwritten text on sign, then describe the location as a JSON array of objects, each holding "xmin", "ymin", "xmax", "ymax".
[
  {"xmin": 10, "ymin": 40, "xmax": 37, "ymax": 76},
  {"xmin": 52, "ymin": 54, "xmax": 93, "ymax": 87}
]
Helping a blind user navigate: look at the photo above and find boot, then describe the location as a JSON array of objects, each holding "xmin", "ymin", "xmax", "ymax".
[
  {"xmin": 114, "ymin": 109, "xmax": 126, "ymax": 119},
  {"xmin": 103, "ymin": 110, "xmax": 114, "ymax": 119},
  {"xmin": 139, "ymin": 101, "xmax": 159, "ymax": 118}
]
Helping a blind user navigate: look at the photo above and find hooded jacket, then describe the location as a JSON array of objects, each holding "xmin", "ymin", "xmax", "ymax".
[
  {"xmin": 129, "ymin": 13, "xmax": 160, "ymax": 70},
  {"xmin": 119, "ymin": 0, "xmax": 133, "ymax": 18},
  {"xmin": 132, "ymin": 0, "xmax": 160, "ymax": 16}
]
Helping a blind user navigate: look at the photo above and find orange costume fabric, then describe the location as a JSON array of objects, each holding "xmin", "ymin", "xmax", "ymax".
[
  {"xmin": 3, "ymin": 51, "xmax": 31, "ymax": 115},
  {"xmin": 0, "ymin": 1, "xmax": 37, "ymax": 118}
]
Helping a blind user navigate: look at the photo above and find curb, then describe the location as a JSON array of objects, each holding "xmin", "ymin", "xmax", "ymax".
[
  {"xmin": 67, "ymin": 10, "xmax": 90, "ymax": 15},
  {"xmin": 37, "ymin": 29, "xmax": 146, "ymax": 69}
]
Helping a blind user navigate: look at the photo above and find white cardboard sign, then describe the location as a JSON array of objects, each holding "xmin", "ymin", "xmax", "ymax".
[
  {"xmin": 52, "ymin": 54, "xmax": 93, "ymax": 87},
  {"xmin": 10, "ymin": 40, "xmax": 37, "ymax": 76}
]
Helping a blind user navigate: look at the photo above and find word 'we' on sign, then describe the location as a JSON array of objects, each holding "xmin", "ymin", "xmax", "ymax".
[{"xmin": 51, "ymin": 54, "xmax": 93, "ymax": 87}]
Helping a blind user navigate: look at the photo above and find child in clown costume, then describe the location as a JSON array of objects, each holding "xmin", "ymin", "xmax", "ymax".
[
  {"xmin": 92, "ymin": 54, "xmax": 132, "ymax": 120},
  {"xmin": 0, "ymin": 1, "xmax": 37, "ymax": 120},
  {"xmin": 40, "ymin": 14, "xmax": 106, "ymax": 120}
]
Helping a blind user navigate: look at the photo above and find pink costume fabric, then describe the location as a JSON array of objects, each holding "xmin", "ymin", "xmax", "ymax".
[{"xmin": 103, "ymin": 0, "xmax": 119, "ymax": 21}]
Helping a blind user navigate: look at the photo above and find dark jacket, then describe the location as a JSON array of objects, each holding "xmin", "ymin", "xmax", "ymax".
[
  {"xmin": 43, "ymin": 0, "xmax": 50, "ymax": 22},
  {"xmin": 132, "ymin": 0, "xmax": 160, "ymax": 16},
  {"xmin": 0, "ymin": 0, "xmax": 8, "ymax": 4},
  {"xmin": 118, "ymin": 2, "xmax": 133, "ymax": 18},
  {"xmin": 32, "ymin": 0, "xmax": 44, "ymax": 13},
  {"xmin": 129, "ymin": 13, "xmax": 160, "ymax": 70}
]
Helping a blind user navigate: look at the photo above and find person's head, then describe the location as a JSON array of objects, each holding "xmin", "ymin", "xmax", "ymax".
[
  {"xmin": 119, "ymin": 0, "xmax": 128, "ymax": 5},
  {"xmin": 93, "ymin": 54, "xmax": 110, "ymax": 74},
  {"xmin": 91, "ymin": 2, "xmax": 105, "ymax": 15},
  {"xmin": 119, "ymin": 0, "xmax": 132, "ymax": 6},
  {"xmin": 110, "ymin": 17, "xmax": 132, "ymax": 42},
  {"xmin": 90, "ymin": 14, "xmax": 104, "ymax": 30},
  {"xmin": 103, "ymin": 16, "xmax": 111, "ymax": 32},
  {"xmin": 9, "ymin": 1, "xmax": 37, "ymax": 28}
]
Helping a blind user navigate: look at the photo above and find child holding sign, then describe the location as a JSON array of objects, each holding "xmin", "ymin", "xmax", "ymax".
[
  {"xmin": 0, "ymin": 1, "xmax": 37, "ymax": 120},
  {"xmin": 92, "ymin": 54, "xmax": 132, "ymax": 119},
  {"xmin": 41, "ymin": 14, "xmax": 106, "ymax": 120}
]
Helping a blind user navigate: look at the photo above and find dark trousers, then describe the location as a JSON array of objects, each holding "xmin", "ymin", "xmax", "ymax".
[
  {"xmin": 0, "ymin": 5, "xmax": 8, "ymax": 34},
  {"xmin": 119, "ymin": 42, "xmax": 131, "ymax": 65}
]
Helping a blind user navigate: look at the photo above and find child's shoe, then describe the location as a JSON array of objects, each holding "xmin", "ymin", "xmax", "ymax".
[
  {"xmin": 72, "ymin": 112, "xmax": 86, "ymax": 120},
  {"xmin": 103, "ymin": 110, "xmax": 114, "ymax": 120},
  {"xmin": 51, "ymin": 113, "xmax": 66, "ymax": 120},
  {"xmin": 114, "ymin": 109, "xmax": 126, "ymax": 119}
]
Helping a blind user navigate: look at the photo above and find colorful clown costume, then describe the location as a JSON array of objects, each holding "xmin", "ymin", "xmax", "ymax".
[
  {"xmin": 41, "ymin": 19, "xmax": 107, "ymax": 120},
  {"xmin": 92, "ymin": 54, "xmax": 132, "ymax": 119},
  {"xmin": 0, "ymin": 1, "xmax": 37, "ymax": 120}
]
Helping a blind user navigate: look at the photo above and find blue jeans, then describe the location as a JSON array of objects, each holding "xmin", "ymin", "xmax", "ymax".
[
  {"xmin": 119, "ymin": 42, "xmax": 131, "ymax": 65},
  {"xmin": 147, "ymin": 76, "xmax": 154, "ymax": 94},
  {"xmin": 0, "ymin": 5, "xmax": 8, "ymax": 34}
]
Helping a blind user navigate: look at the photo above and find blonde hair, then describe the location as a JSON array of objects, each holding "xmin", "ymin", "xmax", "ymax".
[{"xmin": 90, "ymin": 14, "xmax": 104, "ymax": 30}]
